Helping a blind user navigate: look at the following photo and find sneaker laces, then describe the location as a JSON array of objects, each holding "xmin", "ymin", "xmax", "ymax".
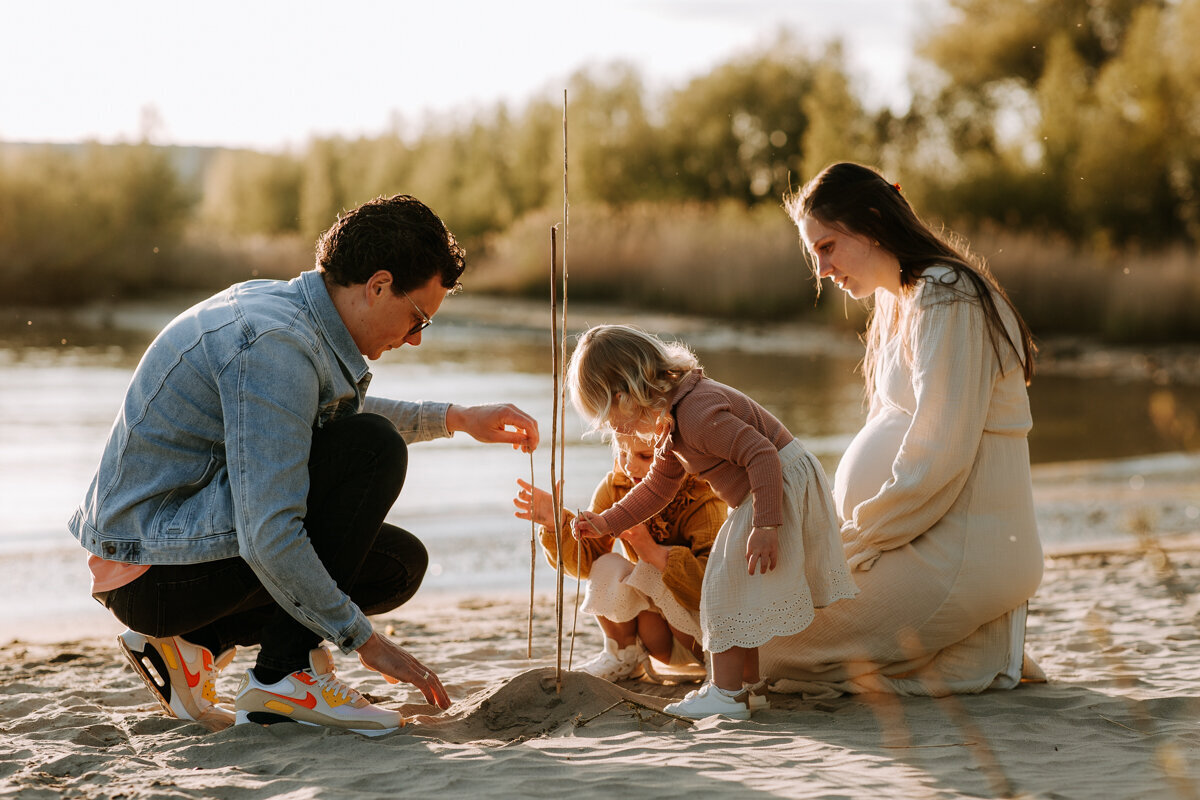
[{"xmin": 310, "ymin": 667, "xmax": 363, "ymax": 705}]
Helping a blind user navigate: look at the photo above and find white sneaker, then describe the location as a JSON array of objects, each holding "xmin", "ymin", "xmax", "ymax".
[
  {"xmin": 234, "ymin": 646, "xmax": 405, "ymax": 737},
  {"xmin": 664, "ymin": 682, "xmax": 751, "ymax": 720},
  {"xmin": 117, "ymin": 629, "xmax": 237, "ymax": 731},
  {"xmin": 575, "ymin": 638, "xmax": 647, "ymax": 682}
]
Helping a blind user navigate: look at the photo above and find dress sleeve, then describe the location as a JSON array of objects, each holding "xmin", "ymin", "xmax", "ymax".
[
  {"xmin": 538, "ymin": 474, "xmax": 617, "ymax": 579},
  {"xmin": 842, "ymin": 291, "xmax": 995, "ymax": 570},
  {"xmin": 660, "ymin": 491, "xmax": 724, "ymax": 612}
]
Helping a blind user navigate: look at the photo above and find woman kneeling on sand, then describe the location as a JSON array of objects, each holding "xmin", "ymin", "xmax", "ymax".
[{"xmin": 764, "ymin": 162, "xmax": 1045, "ymax": 696}]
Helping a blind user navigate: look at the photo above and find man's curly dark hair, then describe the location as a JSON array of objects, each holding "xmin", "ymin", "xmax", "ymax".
[{"xmin": 315, "ymin": 195, "xmax": 465, "ymax": 293}]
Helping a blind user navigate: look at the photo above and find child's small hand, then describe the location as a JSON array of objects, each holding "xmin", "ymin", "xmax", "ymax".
[
  {"xmin": 513, "ymin": 478, "xmax": 559, "ymax": 528},
  {"xmin": 619, "ymin": 523, "xmax": 669, "ymax": 571},
  {"xmin": 573, "ymin": 510, "xmax": 611, "ymax": 540},
  {"xmin": 746, "ymin": 526, "xmax": 779, "ymax": 575}
]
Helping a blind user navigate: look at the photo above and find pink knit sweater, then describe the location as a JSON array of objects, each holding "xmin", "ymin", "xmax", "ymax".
[{"xmin": 598, "ymin": 370, "xmax": 794, "ymax": 532}]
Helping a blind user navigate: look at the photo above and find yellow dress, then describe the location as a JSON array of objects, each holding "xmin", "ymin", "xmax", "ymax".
[
  {"xmin": 761, "ymin": 267, "xmax": 1044, "ymax": 696},
  {"xmin": 540, "ymin": 467, "xmax": 727, "ymax": 640}
]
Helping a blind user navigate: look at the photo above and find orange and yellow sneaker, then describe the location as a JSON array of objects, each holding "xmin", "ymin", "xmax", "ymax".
[
  {"xmin": 117, "ymin": 629, "xmax": 237, "ymax": 731},
  {"xmin": 233, "ymin": 646, "xmax": 405, "ymax": 737}
]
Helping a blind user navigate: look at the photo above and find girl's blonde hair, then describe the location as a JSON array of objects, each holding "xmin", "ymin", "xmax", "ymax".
[{"xmin": 566, "ymin": 324, "xmax": 699, "ymax": 432}]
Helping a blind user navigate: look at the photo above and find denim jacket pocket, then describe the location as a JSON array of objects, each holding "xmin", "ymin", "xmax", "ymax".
[{"xmin": 159, "ymin": 462, "xmax": 235, "ymax": 539}]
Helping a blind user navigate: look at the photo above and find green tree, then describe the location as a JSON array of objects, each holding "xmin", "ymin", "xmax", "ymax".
[
  {"xmin": 914, "ymin": 0, "xmax": 1196, "ymax": 245},
  {"xmin": 508, "ymin": 97, "xmax": 562, "ymax": 214},
  {"xmin": 565, "ymin": 64, "xmax": 664, "ymax": 204},
  {"xmin": 1070, "ymin": 3, "xmax": 1178, "ymax": 243},
  {"xmin": 0, "ymin": 144, "xmax": 193, "ymax": 303},
  {"xmin": 299, "ymin": 138, "xmax": 347, "ymax": 237},
  {"xmin": 800, "ymin": 45, "xmax": 880, "ymax": 183},
  {"xmin": 201, "ymin": 150, "xmax": 302, "ymax": 235},
  {"xmin": 1161, "ymin": 0, "xmax": 1200, "ymax": 243},
  {"xmin": 662, "ymin": 36, "xmax": 817, "ymax": 205}
]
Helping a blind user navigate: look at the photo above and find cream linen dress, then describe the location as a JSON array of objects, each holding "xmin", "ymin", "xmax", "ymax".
[{"xmin": 761, "ymin": 266, "xmax": 1044, "ymax": 696}]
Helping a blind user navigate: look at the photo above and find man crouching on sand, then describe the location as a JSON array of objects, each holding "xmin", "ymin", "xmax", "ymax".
[{"xmin": 68, "ymin": 194, "xmax": 538, "ymax": 736}]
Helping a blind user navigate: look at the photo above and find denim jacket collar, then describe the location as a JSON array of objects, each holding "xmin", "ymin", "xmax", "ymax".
[{"xmin": 298, "ymin": 270, "xmax": 371, "ymax": 387}]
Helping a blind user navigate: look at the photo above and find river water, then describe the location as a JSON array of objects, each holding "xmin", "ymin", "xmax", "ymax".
[{"xmin": 2, "ymin": 296, "xmax": 1197, "ymax": 639}]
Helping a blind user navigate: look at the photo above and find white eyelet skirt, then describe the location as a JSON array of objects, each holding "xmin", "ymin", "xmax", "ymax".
[
  {"xmin": 581, "ymin": 552, "xmax": 702, "ymax": 643},
  {"xmin": 700, "ymin": 440, "xmax": 859, "ymax": 653}
]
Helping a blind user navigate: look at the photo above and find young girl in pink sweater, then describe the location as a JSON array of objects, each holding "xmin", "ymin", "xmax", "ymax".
[{"xmin": 571, "ymin": 324, "xmax": 857, "ymax": 719}]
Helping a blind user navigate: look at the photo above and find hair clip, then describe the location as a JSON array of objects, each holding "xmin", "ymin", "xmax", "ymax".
[{"xmin": 892, "ymin": 183, "xmax": 903, "ymax": 194}]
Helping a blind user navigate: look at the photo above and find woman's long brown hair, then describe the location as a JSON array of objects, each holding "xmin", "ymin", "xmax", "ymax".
[{"xmin": 785, "ymin": 162, "xmax": 1036, "ymax": 392}]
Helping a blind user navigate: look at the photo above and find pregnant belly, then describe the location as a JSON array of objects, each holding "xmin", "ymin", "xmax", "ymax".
[{"xmin": 833, "ymin": 407, "xmax": 910, "ymax": 521}]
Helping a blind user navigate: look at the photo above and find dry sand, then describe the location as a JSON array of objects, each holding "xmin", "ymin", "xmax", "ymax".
[{"xmin": 4, "ymin": 456, "xmax": 1200, "ymax": 800}]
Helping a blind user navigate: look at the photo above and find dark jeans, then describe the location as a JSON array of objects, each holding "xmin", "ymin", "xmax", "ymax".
[{"xmin": 100, "ymin": 413, "xmax": 425, "ymax": 672}]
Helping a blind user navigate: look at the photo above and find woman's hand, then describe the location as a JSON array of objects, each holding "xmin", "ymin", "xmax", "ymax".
[
  {"xmin": 357, "ymin": 630, "xmax": 451, "ymax": 709},
  {"xmin": 446, "ymin": 403, "xmax": 539, "ymax": 453},
  {"xmin": 746, "ymin": 526, "xmax": 779, "ymax": 575},
  {"xmin": 573, "ymin": 510, "xmax": 612, "ymax": 540},
  {"xmin": 512, "ymin": 478, "xmax": 559, "ymax": 528},
  {"xmin": 619, "ymin": 523, "xmax": 669, "ymax": 571}
]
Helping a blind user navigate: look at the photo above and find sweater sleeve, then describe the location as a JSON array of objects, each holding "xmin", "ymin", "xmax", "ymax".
[
  {"xmin": 538, "ymin": 474, "xmax": 617, "ymax": 580},
  {"xmin": 597, "ymin": 448, "xmax": 686, "ymax": 536},
  {"xmin": 842, "ymin": 290, "xmax": 995, "ymax": 570},
  {"xmin": 677, "ymin": 396, "xmax": 784, "ymax": 528},
  {"xmin": 660, "ymin": 491, "xmax": 724, "ymax": 612}
]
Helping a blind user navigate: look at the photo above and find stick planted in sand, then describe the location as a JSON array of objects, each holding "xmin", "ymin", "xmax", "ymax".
[
  {"xmin": 559, "ymin": 89, "xmax": 586, "ymax": 671},
  {"xmin": 527, "ymin": 450, "xmax": 535, "ymax": 659},
  {"xmin": 549, "ymin": 224, "xmax": 565, "ymax": 692},
  {"xmin": 545, "ymin": 90, "xmax": 578, "ymax": 692},
  {"xmin": 553, "ymin": 90, "xmax": 577, "ymax": 691}
]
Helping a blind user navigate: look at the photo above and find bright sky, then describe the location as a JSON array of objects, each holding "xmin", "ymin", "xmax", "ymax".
[{"xmin": 3, "ymin": 0, "xmax": 940, "ymax": 151}]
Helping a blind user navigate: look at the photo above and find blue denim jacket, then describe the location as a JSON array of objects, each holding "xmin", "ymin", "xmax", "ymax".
[{"xmin": 68, "ymin": 270, "xmax": 450, "ymax": 652}]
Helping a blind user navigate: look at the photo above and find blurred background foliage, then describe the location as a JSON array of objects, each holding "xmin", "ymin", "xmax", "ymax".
[{"xmin": 1, "ymin": 0, "xmax": 1198, "ymax": 341}]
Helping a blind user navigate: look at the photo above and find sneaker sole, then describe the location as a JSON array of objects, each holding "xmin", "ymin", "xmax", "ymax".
[
  {"xmin": 118, "ymin": 632, "xmax": 233, "ymax": 732},
  {"xmin": 234, "ymin": 709, "xmax": 400, "ymax": 738},
  {"xmin": 118, "ymin": 632, "xmax": 182, "ymax": 719},
  {"xmin": 663, "ymin": 701, "xmax": 751, "ymax": 721},
  {"xmin": 576, "ymin": 660, "xmax": 648, "ymax": 683}
]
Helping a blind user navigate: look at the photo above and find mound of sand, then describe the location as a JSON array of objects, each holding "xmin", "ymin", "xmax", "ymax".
[{"xmin": 412, "ymin": 666, "xmax": 684, "ymax": 744}]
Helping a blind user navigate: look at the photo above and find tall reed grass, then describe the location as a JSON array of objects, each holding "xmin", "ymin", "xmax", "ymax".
[
  {"xmin": 470, "ymin": 201, "xmax": 866, "ymax": 328},
  {"xmin": 2, "ymin": 146, "xmax": 1195, "ymax": 345},
  {"xmin": 472, "ymin": 203, "xmax": 1200, "ymax": 343},
  {"xmin": 974, "ymin": 227, "xmax": 1200, "ymax": 342}
]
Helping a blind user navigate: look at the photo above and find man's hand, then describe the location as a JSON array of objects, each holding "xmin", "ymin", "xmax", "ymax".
[
  {"xmin": 447, "ymin": 403, "xmax": 539, "ymax": 453},
  {"xmin": 618, "ymin": 523, "xmax": 669, "ymax": 571},
  {"xmin": 357, "ymin": 631, "xmax": 451, "ymax": 709}
]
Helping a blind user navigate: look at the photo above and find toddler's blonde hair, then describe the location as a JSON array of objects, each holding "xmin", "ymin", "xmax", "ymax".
[{"xmin": 566, "ymin": 324, "xmax": 699, "ymax": 433}]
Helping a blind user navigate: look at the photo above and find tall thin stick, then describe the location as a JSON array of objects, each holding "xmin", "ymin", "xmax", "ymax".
[
  {"xmin": 527, "ymin": 450, "xmax": 536, "ymax": 659},
  {"xmin": 560, "ymin": 89, "xmax": 584, "ymax": 669},
  {"xmin": 550, "ymin": 225, "xmax": 565, "ymax": 693}
]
